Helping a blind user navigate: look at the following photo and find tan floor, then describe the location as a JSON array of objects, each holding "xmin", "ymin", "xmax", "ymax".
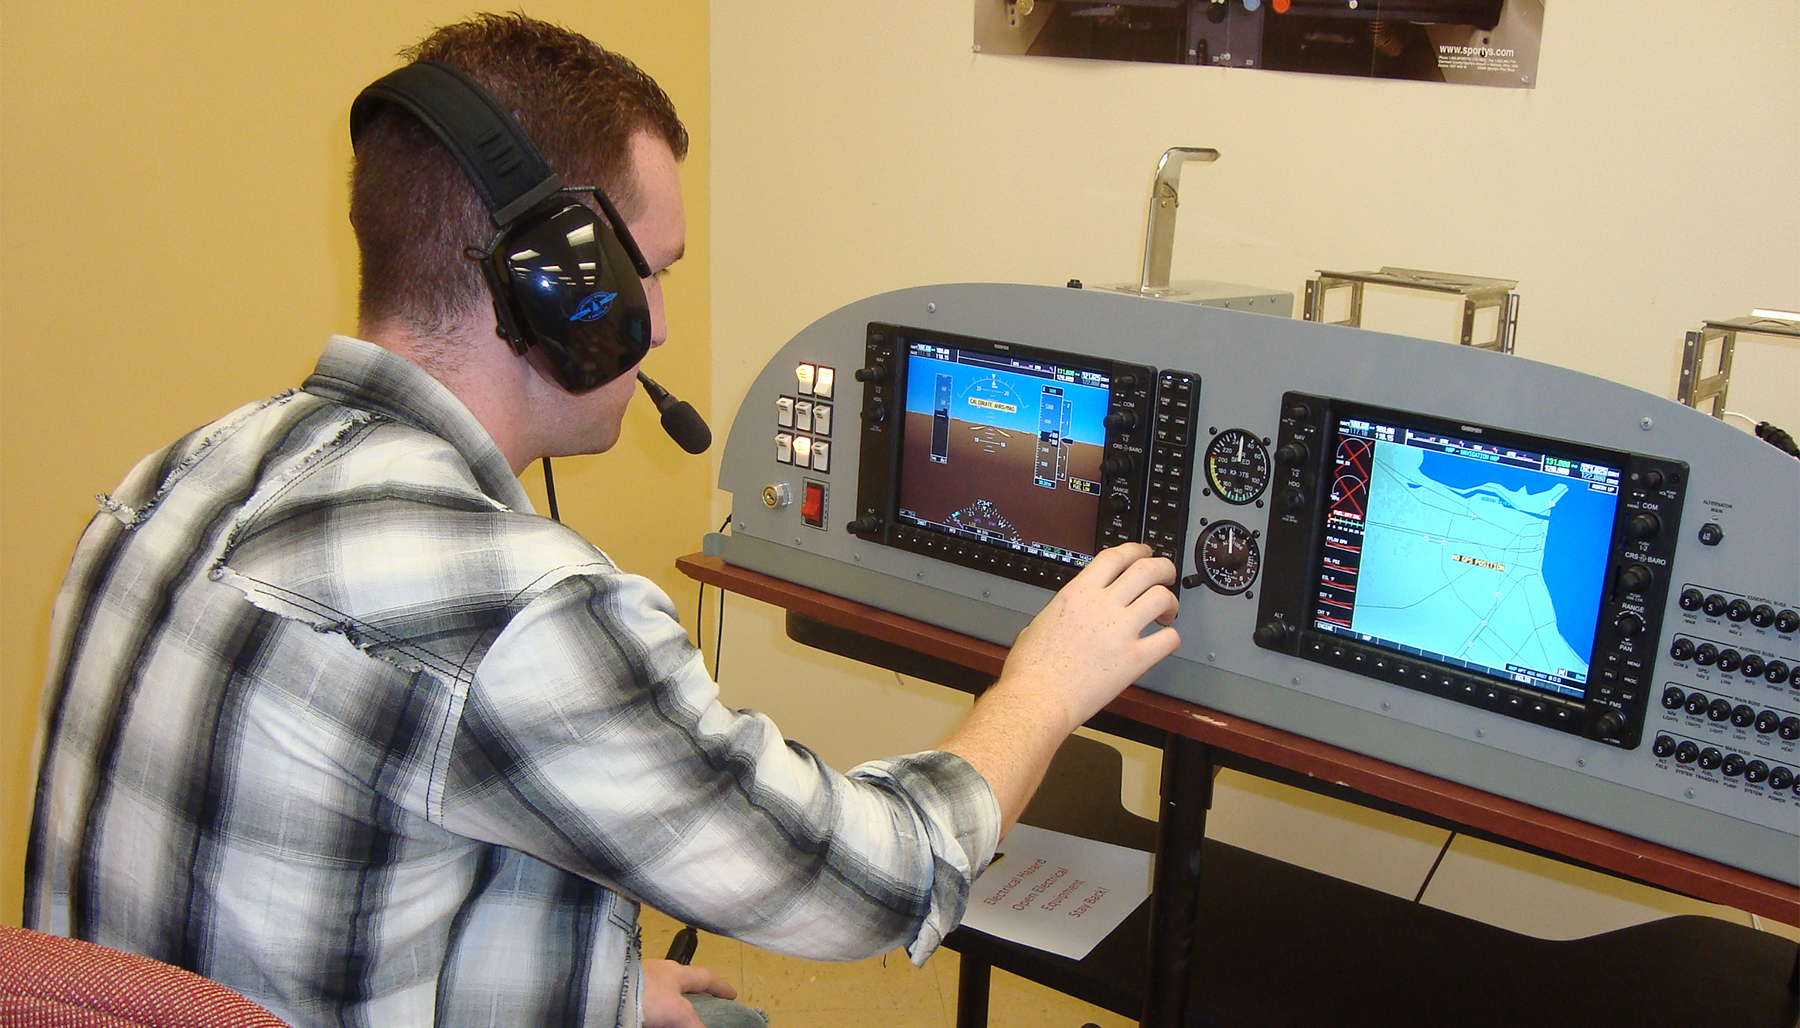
[{"xmin": 639, "ymin": 905, "xmax": 1134, "ymax": 1028}]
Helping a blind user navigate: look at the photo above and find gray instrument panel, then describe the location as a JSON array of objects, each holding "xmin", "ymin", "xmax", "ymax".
[{"xmin": 715, "ymin": 282, "xmax": 1800, "ymax": 883}]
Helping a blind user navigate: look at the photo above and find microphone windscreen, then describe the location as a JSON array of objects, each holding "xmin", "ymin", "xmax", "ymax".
[{"xmin": 661, "ymin": 402, "xmax": 712, "ymax": 454}]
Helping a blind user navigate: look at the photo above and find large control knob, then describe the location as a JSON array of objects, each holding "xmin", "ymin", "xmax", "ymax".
[
  {"xmin": 1623, "ymin": 512, "xmax": 1662, "ymax": 541},
  {"xmin": 853, "ymin": 364, "xmax": 889, "ymax": 383},
  {"xmin": 1106, "ymin": 492, "xmax": 1133, "ymax": 515},
  {"xmin": 1253, "ymin": 621, "xmax": 1291, "ymax": 647},
  {"xmin": 1588, "ymin": 708, "xmax": 1627, "ymax": 742},
  {"xmin": 1275, "ymin": 441, "xmax": 1310, "ymax": 467},
  {"xmin": 1100, "ymin": 453, "xmax": 1136, "ymax": 476},
  {"xmin": 846, "ymin": 516, "xmax": 884, "ymax": 535},
  {"xmin": 1615, "ymin": 563, "xmax": 1654, "ymax": 595},
  {"xmin": 1103, "ymin": 410, "xmax": 1138, "ymax": 431},
  {"xmin": 1613, "ymin": 612, "xmax": 1643, "ymax": 638}
]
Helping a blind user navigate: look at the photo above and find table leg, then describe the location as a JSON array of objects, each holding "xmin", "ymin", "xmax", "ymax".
[
  {"xmin": 1140, "ymin": 735, "xmax": 1214, "ymax": 1028},
  {"xmin": 955, "ymin": 954, "xmax": 991, "ymax": 1028}
]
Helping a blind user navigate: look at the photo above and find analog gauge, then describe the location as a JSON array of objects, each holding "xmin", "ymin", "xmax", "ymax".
[
  {"xmin": 1196, "ymin": 520, "xmax": 1261, "ymax": 595},
  {"xmin": 1204, "ymin": 428, "xmax": 1271, "ymax": 505}
]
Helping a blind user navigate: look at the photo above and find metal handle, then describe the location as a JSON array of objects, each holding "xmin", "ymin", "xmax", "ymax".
[{"xmin": 1138, "ymin": 147, "xmax": 1220, "ymax": 294}]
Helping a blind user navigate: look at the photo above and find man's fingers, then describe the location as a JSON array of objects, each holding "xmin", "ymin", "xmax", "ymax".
[
  {"xmin": 1104, "ymin": 555, "xmax": 1178, "ymax": 606},
  {"xmin": 677, "ymin": 964, "xmax": 737, "ymax": 1000},
  {"xmin": 1072, "ymin": 543, "xmax": 1154, "ymax": 589},
  {"xmin": 1127, "ymin": 583, "xmax": 1180, "ymax": 628}
]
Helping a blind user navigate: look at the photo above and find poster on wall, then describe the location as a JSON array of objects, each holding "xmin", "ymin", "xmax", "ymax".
[{"xmin": 975, "ymin": 0, "xmax": 1543, "ymax": 89}]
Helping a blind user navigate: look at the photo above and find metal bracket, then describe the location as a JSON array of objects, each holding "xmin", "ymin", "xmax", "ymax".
[
  {"xmin": 1303, "ymin": 266, "xmax": 1519, "ymax": 354},
  {"xmin": 1677, "ymin": 313, "xmax": 1799, "ymax": 419}
]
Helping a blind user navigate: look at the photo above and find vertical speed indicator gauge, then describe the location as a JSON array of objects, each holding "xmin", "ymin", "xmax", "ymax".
[
  {"xmin": 1204, "ymin": 428, "xmax": 1271, "ymax": 505},
  {"xmin": 1196, "ymin": 520, "xmax": 1261, "ymax": 595}
]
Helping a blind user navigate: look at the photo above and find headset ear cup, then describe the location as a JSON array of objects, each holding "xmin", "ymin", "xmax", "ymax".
[
  {"xmin": 497, "ymin": 204, "xmax": 651, "ymax": 392},
  {"xmin": 478, "ymin": 250, "xmax": 532, "ymax": 355}
]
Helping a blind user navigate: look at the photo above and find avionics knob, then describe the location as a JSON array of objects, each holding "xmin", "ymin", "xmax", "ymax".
[
  {"xmin": 1661, "ymin": 686, "xmax": 1686, "ymax": 710},
  {"xmin": 1275, "ymin": 441, "xmax": 1310, "ymax": 466},
  {"xmin": 1744, "ymin": 760, "xmax": 1770, "ymax": 784},
  {"xmin": 1715, "ymin": 648, "xmax": 1741, "ymax": 673},
  {"xmin": 1766, "ymin": 659, "xmax": 1792, "ymax": 685},
  {"xmin": 1703, "ymin": 593, "xmax": 1728, "ymax": 616},
  {"xmin": 853, "ymin": 364, "xmax": 889, "ymax": 383},
  {"xmin": 1721, "ymin": 753, "xmax": 1746, "ymax": 777},
  {"xmin": 1100, "ymin": 454, "xmax": 1135, "ymax": 476},
  {"xmin": 1652, "ymin": 735, "xmax": 1677, "ymax": 758},
  {"xmin": 1678, "ymin": 588, "xmax": 1704, "ymax": 611},
  {"xmin": 1613, "ymin": 613, "xmax": 1643, "ymax": 638},
  {"xmin": 1749, "ymin": 604, "xmax": 1776, "ymax": 628},
  {"xmin": 1697, "ymin": 747, "xmax": 1723, "ymax": 770},
  {"xmin": 1726, "ymin": 598, "xmax": 1752, "ymax": 622},
  {"xmin": 1624, "ymin": 512, "xmax": 1662, "ymax": 541},
  {"xmin": 1103, "ymin": 410, "xmax": 1138, "ymax": 431},
  {"xmin": 1253, "ymin": 621, "xmax": 1291, "ymax": 648},
  {"xmin": 1674, "ymin": 740, "xmax": 1700, "ymax": 764},
  {"xmin": 1776, "ymin": 609, "xmax": 1800, "ymax": 633},
  {"xmin": 1668, "ymin": 637, "xmax": 1695, "ymax": 661},
  {"xmin": 1616, "ymin": 563, "xmax": 1654, "ymax": 595},
  {"xmin": 1692, "ymin": 642, "xmax": 1719, "ymax": 666},
  {"xmin": 1588, "ymin": 708, "xmax": 1627, "ymax": 741},
  {"xmin": 1731, "ymin": 704, "xmax": 1755, "ymax": 728},
  {"xmin": 846, "ymin": 516, "xmax": 884, "ymax": 535},
  {"xmin": 1741, "ymin": 654, "xmax": 1767, "ymax": 679},
  {"xmin": 1770, "ymin": 766, "xmax": 1797, "ymax": 790}
]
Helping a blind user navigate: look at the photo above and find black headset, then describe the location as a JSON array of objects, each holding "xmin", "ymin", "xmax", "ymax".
[{"xmin": 350, "ymin": 60, "xmax": 653, "ymax": 394}]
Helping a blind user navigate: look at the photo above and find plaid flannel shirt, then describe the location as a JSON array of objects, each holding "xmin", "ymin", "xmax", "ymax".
[{"xmin": 26, "ymin": 336, "xmax": 1000, "ymax": 1027}]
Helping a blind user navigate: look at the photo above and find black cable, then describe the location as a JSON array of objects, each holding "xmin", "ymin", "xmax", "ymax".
[
  {"xmin": 712, "ymin": 515, "xmax": 730, "ymax": 680},
  {"xmin": 1413, "ymin": 831, "xmax": 1457, "ymax": 903},
  {"xmin": 1755, "ymin": 421, "xmax": 1800, "ymax": 459},
  {"xmin": 541, "ymin": 457, "xmax": 561, "ymax": 522}
]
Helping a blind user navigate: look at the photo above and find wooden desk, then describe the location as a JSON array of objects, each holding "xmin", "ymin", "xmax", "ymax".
[{"xmin": 678, "ymin": 553, "xmax": 1800, "ymax": 1026}]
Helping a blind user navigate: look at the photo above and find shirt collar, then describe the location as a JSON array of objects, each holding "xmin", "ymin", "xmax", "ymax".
[{"xmin": 302, "ymin": 335, "xmax": 536, "ymax": 514}]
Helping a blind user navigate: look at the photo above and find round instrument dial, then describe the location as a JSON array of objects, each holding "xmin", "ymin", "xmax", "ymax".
[
  {"xmin": 1204, "ymin": 429, "xmax": 1271, "ymax": 505},
  {"xmin": 1196, "ymin": 520, "xmax": 1261, "ymax": 595}
]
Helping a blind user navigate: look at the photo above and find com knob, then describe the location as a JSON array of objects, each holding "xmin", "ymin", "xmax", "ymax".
[
  {"xmin": 1616, "ymin": 563, "xmax": 1654, "ymax": 595},
  {"xmin": 1668, "ymin": 638, "xmax": 1695, "ymax": 661},
  {"xmin": 1253, "ymin": 621, "xmax": 1291, "ymax": 648},
  {"xmin": 1588, "ymin": 708, "xmax": 1627, "ymax": 742},
  {"xmin": 853, "ymin": 364, "xmax": 889, "ymax": 383},
  {"xmin": 1624, "ymin": 512, "xmax": 1662, "ymax": 541},
  {"xmin": 1103, "ymin": 410, "xmax": 1138, "ymax": 431},
  {"xmin": 1703, "ymin": 593, "xmax": 1728, "ymax": 617}
]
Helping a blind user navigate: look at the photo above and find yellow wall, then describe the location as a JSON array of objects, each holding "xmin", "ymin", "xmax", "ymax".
[
  {"xmin": 707, "ymin": 3, "xmax": 1798, "ymax": 938},
  {"xmin": 0, "ymin": 3, "xmax": 710, "ymax": 926}
]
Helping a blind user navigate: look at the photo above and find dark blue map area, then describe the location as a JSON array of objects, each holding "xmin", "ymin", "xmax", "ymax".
[{"xmin": 1350, "ymin": 443, "xmax": 1617, "ymax": 684}]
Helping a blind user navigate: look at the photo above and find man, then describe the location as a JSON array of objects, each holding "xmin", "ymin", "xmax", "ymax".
[{"xmin": 25, "ymin": 14, "xmax": 1179, "ymax": 1028}]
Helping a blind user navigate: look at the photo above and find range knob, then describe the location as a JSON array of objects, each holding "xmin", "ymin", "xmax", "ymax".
[
  {"xmin": 1275, "ymin": 441, "xmax": 1310, "ymax": 466},
  {"xmin": 1703, "ymin": 593, "xmax": 1728, "ymax": 617},
  {"xmin": 1731, "ymin": 704, "xmax": 1756, "ymax": 728},
  {"xmin": 1624, "ymin": 512, "xmax": 1662, "ymax": 541},
  {"xmin": 1103, "ymin": 409, "xmax": 1138, "ymax": 431},
  {"xmin": 1616, "ymin": 564, "xmax": 1654, "ymax": 595},
  {"xmin": 1744, "ymin": 760, "xmax": 1770, "ymax": 784},
  {"xmin": 1652, "ymin": 735, "xmax": 1677, "ymax": 758},
  {"xmin": 1668, "ymin": 637, "xmax": 1695, "ymax": 661},
  {"xmin": 1776, "ymin": 609, "xmax": 1800, "ymax": 633},
  {"xmin": 846, "ymin": 516, "xmax": 884, "ymax": 535},
  {"xmin": 1613, "ymin": 612, "xmax": 1643, "ymax": 638},
  {"xmin": 1661, "ymin": 686, "xmax": 1686, "ymax": 710},
  {"xmin": 1715, "ymin": 648, "xmax": 1741, "ymax": 673},
  {"xmin": 1253, "ymin": 621, "xmax": 1291, "ymax": 647},
  {"xmin": 1692, "ymin": 643, "xmax": 1719, "ymax": 666},
  {"xmin": 1741, "ymin": 654, "xmax": 1767, "ymax": 679},
  {"xmin": 1706, "ymin": 697, "xmax": 1733, "ymax": 722},
  {"xmin": 1766, "ymin": 659, "xmax": 1792, "ymax": 685},
  {"xmin": 1781, "ymin": 717, "xmax": 1800, "ymax": 742},
  {"xmin": 1683, "ymin": 692, "xmax": 1710, "ymax": 716},
  {"xmin": 1588, "ymin": 708, "xmax": 1627, "ymax": 741},
  {"xmin": 1726, "ymin": 598, "xmax": 1752, "ymax": 622},
  {"xmin": 1749, "ymin": 604, "xmax": 1776, "ymax": 628},
  {"xmin": 1771, "ymin": 766, "xmax": 1797, "ymax": 790},
  {"xmin": 1697, "ymin": 747, "xmax": 1724, "ymax": 770},
  {"xmin": 853, "ymin": 364, "xmax": 889, "ymax": 383},
  {"xmin": 1106, "ymin": 493, "xmax": 1133, "ymax": 514},
  {"xmin": 1756, "ymin": 710, "xmax": 1781, "ymax": 734},
  {"xmin": 1674, "ymin": 740, "xmax": 1700, "ymax": 764},
  {"xmin": 1721, "ymin": 753, "xmax": 1747, "ymax": 777},
  {"xmin": 1678, "ymin": 588, "xmax": 1705, "ymax": 611}
]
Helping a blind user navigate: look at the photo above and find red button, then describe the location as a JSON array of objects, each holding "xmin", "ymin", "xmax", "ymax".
[{"xmin": 801, "ymin": 482, "xmax": 826, "ymax": 527}]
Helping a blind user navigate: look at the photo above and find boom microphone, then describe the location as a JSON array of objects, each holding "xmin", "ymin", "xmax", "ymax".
[{"xmin": 637, "ymin": 372, "xmax": 712, "ymax": 454}]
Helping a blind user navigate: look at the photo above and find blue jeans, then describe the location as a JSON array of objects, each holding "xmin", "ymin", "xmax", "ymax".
[{"xmin": 688, "ymin": 994, "xmax": 769, "ymax": 1028}]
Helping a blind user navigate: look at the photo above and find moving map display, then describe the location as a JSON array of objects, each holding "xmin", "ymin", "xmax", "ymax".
[
  {"xmin": 896, "ymin": 340, "xmax": 1111, "ymax": 567},
  {"xmin": 1313, "ymin": 416, "xmax": 1622, "ymax": 698}
]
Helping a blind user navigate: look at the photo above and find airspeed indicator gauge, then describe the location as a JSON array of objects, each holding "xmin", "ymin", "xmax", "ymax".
[
  {"xmin": 1196, "ymin": 520, "xmax": 1261, "ymax": 595},
  {"xmin": 1204, "ymin": 428, "xmax": 1271, "ymax": 505}
]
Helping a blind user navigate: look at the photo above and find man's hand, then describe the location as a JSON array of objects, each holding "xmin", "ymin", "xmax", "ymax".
[
  {"xmin": 942, "ymin": 543, "xmax": 1179, "ymax": 831},
  {"xmin": 643, "ymin": 959, "xmax": 737, "ymax": 1028}
]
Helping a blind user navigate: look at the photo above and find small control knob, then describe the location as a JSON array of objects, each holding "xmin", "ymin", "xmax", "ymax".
[
  {"xmin": 1668, "ymin": 637, "xmax": 1695, "ymax": 661},
  {"xmin": 1741, "ymin": 654, "xmax": 1767, "ymax": 679},
  {"xmin": 1624, "ymin": 512, "xmax": 1662, "ymax": 541},
  {"xmin": 853, "ymin": 364, "xmax": 889, "ymax": 383},
  {"xmin": 1697, "ymin": 522, "xmax": 1724, "ymax": 546},
  {"xmin": 1652, "ymin": 735, "xmax": 1677, "ymax": 758},
  {"xmin": 1253, "ymin": 621, "xmax": 1291, "ymax": 648},
  {"xmin": 1674, "ymin": 740, "xmax": 1700, "ymax": 764},
  {"xmin": 1678, "ymin": 587, "xmax": 1704, "ymax": 611},
  {"xmin": 865, "ymin": 405, "xmax": 887, "ymax": 423},
  {"xmin": 1275, "ymin": 441, "xmax": 1310, "ymax": 466},
  {"xmin": 1661, "ymin": 686, "xmax": 1686, "ymax": 710},
  {"xmin": 1726, "ymin": 598, "xmax": 1752, "ymax": 622},
  {"xmin": 1756, "ymin": 710, "xmax": 1781, "ymax": 734},
  {"xmin": 1766, "ymin": 659, "xmax": 1792, "ymax": 685},
  {"xmin": 1100, "ymin": 454, "xmax": 1135, "ymax": 476},
  {"xmin": 1706, "ymin": 697, "xmax": 1733, "ymax": 722},
  {"xmin": 1749, "ymin": 604, "xmax": 1776, "ymax": 628},
  {"xmin": 1614, "ymin": 612, "xmax": 1643, "ymax": 638},
  {"xmin": 1103, "ymin": 410, "xmax": 1138, "ymax": 431},
  {"xmin": 1697, "ymin": 747, "xmax": 1724, "ymax": 770},
  {"xmin": 1715, "ymin": 648, "xmax": 1741, "ymax": 673},
  {"xmin": 1285, "ymin": 402, "xmax": 1312, "ymax": 421},
  {"xmin": 846, "ymin": 516, "xmax": 884, "ymax": 535},
  {"xmin": 1771, "ymin": 766, "xmax": 1797, "ymax": 790},
  {"xmin": 1616, "ymin": 564, "xmax": 1653, "ymax": 595},
  {"xmin": 1744, "ymin": 760, "xmax": 1770, "ymax": 784},
  {"xmin": 1684, "ymin": 692, "xmax": 1710, "ymax": 716},
  {"xmin": 1721, "ymin": 753, "xmax": 1747, "ymax": 777},
  {"xmin": 1731, "ymin": 704, "xmax": 1756, "ymax": 728},
  {"xmin": 1282, "ymin": 487, "xmax": 1307, "ymax": 513},
  {"xmin": 1106, "ymin": 493, "xmax": 1133, "ymax": 515},
  {"xmin": 1638, "ymin": 469, "xmax": 1665, "ymax": 490},
  {"xmin": 1781, "ymin": 717, "xmax": 1800, "ymax": 742},
  {"xmin": 1114, "ymin": 374, "xmax": 1137, "ymax": 390},
  {"xmin": 1588, "ymin": 708, "xmax": 1627, "ymax": 741},
  {"xmin": 1703, "ymin": 593, "xmax": 1728, "ymax": 617},
  {"xmin": 1693, "ymin": 642, "xmax": 1719, "ymax": 666},
  {"xmin": 1776, "ymin": 609, "xmax": 1800, "ymax": 633}
]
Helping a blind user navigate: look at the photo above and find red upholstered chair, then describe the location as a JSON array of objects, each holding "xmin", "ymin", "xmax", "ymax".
[{"xmin": 0, "ymin": 925, "xmax": 291, "ymax": 1028}]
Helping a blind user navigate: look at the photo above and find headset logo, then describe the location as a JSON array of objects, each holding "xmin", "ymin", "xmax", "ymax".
[{"xmin": 571, "ymin": 290, "xmax": 618, "ymax": 322}]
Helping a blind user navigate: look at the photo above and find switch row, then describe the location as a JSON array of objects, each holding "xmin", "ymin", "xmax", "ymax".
[
  {"xmin": 1667, "ymin": 637, "xmax": 1798, "ymax": 686},
  {"xmin": 776, "ymin": 397, "xmax": 833, "ymax": 436},
  {"xmin": 792, "ymin": 362, "xmax": 836, "ymax": 399},
  {"xmin": 1660, "ymin": 686, "xmax": 1800, "ymax": 739},
  {"xmin": 1677, "ymin": 588, "xmax": 1799, "ymax": 632},
  {"xmin": 775, "ymin": 434, "xmax": 830, "ymax": 472},
  {"xmin": 1652, "ymin": 735, "xmax": 1798, "ymax": 792}
]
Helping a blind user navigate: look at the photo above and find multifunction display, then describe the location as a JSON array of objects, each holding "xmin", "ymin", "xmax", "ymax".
[{"xmin": 1313, "ymin": 416, "xmax": 1622, "ymax": 700}]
